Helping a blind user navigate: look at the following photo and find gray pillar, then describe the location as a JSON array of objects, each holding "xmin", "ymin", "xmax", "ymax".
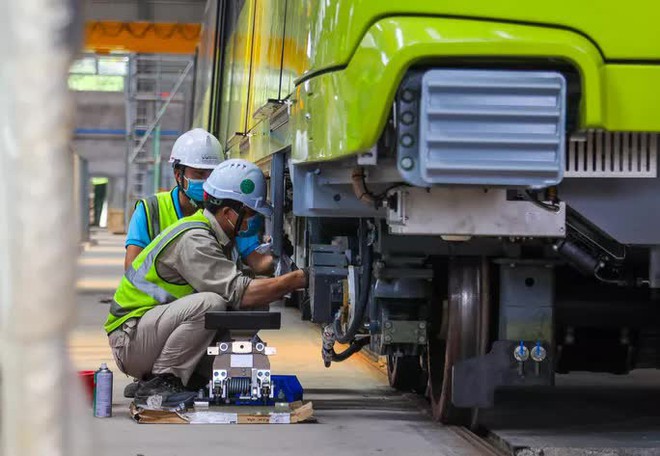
[
  {"xmin": 107, "ymin": 175, "xmax": 127, "ymax": 234},
  {"xmin": 0, "ymin": 0, "xmax": 93, "ymax": 455},
  {"xmin": 73, "ymin": 153, "xmax": 90, "ymax": 242},
  {"xmin": 108, "ymin": 175, "xmax": 126, "ymax": 208}
]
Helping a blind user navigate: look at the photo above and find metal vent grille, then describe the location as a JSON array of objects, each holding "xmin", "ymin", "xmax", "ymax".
[
  {"xmin": 566, "ymin": 130, "xmax": 658, "ymax": 178},
  {"xmin": 412, "ymin": 69, "xmax": 566, "ymax": 188}
]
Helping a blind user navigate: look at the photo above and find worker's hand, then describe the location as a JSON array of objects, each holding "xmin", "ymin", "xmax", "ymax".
[
  {"xmin": 300, "ymin": 267, "xmax": 310, "ymax": 288},
  {"xmin": 290, "ymin": 268, "xmax": 308, "ymax": 289}
]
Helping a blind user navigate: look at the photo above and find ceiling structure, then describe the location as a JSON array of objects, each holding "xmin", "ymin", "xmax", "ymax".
[
  {"xmin": 85, "ymin": 0, "xmax": 207, "ymax": 23},
  {"xmin": 83, "ymin": 0, "xmax": 207, "ymax": 53}
]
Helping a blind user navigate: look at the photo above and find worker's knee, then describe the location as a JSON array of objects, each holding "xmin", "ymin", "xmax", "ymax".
[{"xmin": 196, "ymin": 291, "xmax": 229, "ymax": 313}]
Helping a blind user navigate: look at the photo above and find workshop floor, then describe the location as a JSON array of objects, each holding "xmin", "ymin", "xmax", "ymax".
[{"xmin": 70, "ymin": 229, "xmax": 483, "ymax": 456}]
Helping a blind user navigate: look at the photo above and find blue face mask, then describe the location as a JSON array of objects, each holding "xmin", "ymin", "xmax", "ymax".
[
  {"xmin": 237, "ymin": 213, "xmax": 263, "ymax": 238},
  {"xmin": 235, "ymin": 235, "xmax": 260, "ymax": 258},
  {"xmin": 183, "ymin": 177, "xmax": 205, "ymax": 203}
]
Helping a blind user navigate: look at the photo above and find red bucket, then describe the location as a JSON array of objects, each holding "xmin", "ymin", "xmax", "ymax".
[{"xmin": 78, "ymin": 370, "xmax": 95, "ymax": 403}]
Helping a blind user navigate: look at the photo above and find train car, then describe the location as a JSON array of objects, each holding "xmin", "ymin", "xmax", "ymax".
[{"xmin": 192, "ymin": 0, "xmax": 660, "ymax": 423}]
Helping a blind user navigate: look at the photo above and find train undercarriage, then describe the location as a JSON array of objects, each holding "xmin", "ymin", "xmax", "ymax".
[
  {"xmin": 281, "ymin": 215, "xmax": 660, "ymax": 425},
  {"xmin": 188, "ymin": 0, "xmax": 660, "ymax": 430},
  {"xmin": 265, "ymin": 67, "xmax": 660, "ymax": 425}
]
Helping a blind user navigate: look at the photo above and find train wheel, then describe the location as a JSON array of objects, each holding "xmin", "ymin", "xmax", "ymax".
[
  {"xmin": 387, "ymin": 354, "xmax": 427, "ymax": 394},
  {"xmin": 427, "ymin": 257, "xmax": 489, "ymax": 425}
]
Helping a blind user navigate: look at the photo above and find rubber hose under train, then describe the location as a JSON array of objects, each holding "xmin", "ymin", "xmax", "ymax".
[
  {"xmin": 333, "ymin": 222, "xmax": 373, "ymax": 344},
  {"xmin": 329, "ymin": 337, "xmax": 371, "ymax": 363},
  {"xmin": 553, "ymin": 238, "xmax": 600, "ymax": 276},
  {"xmin": 554, "ymin": 237, "xmax": 630, "ymax": 285}
]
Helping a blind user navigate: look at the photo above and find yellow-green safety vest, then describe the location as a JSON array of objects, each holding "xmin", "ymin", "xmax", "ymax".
[
  {"xmin": 104, "ymin": 211, "xmax": 211, "ymax": 334},
  {"xmin": 138, "ymin": 189, "xmax": 182, "ymax": 243}
]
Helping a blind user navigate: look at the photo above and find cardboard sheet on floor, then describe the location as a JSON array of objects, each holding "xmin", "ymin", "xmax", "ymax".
[{"xmin": 129, "ymin": 401, "xmax": 314, "ymax": 425}]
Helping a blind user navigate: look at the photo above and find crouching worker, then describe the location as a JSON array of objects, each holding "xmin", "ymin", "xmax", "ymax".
[{"xmin": 104, "ymin": 159, "xmax": 308, "ymax": 404}]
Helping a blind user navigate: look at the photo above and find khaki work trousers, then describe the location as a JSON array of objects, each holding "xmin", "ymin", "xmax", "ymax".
[{"xmin": 108, "ymin": 292, "xmax": 228, "ymax": 385}]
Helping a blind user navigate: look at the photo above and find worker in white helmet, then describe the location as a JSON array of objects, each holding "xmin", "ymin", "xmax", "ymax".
[
  {"xmin": 120, "ymin": 129, "xmax": 274, "ymax": 397},
  {"xmin": 106, "ymin": 158, "xmax": 307, "ymax": 404},
  {"xmin": 123, "ymin": 128, "xmax": 267, "ymax": 270},
  {"xmin": 124, "ymin": 128, "xmax": 220, "ymax": 268}
]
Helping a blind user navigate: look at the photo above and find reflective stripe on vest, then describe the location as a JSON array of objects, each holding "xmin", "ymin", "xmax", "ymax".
[
  {"xmin": 137, "ymin": 189, "xmax": 180, "ymax": 243},
  {"xmin": 109, "ymin": 220, "xmax": 208, "ymax": 318},
  {"xmin": 142, "ymin": 194, "xmax": 160, "ymax": 240},
  {"xmin": 104, "ymin": 212, "xmax": 211, "ymax": 333},
  {"xmin": 108, "ymin": 299, "xmax": 129, "ymax": 319},
  {"xmin": 125, "ymin": 267, "xmax": 175, "ymax": 303}
]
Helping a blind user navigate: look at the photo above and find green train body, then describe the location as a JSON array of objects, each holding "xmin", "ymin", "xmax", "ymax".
[
  {"xmin": 195, "ymin": 0, "xmax": 660, "ymax": 162},
  {"xmin": 192, "ymin": 0, "xmax": 660, "ymax": 422}
]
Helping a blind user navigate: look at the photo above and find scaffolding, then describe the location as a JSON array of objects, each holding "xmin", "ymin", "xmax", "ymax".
[{"xmin": 123, "ymin": 54, "xmax": 194, "ymax": 222}]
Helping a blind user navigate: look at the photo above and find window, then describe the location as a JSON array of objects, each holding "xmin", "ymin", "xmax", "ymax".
[
  {"xmin": 68, "ymin": 74, "xmax": 124, "ymax": 91},
  {"xmin": 98, "ymin": 56, "xmax": 128, "ymax": 76},
  {"xmin": 69, "ymin": 55, "xmax": 128, "ymax": 91},
  {"xmin": 70, "ymin": 57, "xmax": 97, "ymax": 74}
]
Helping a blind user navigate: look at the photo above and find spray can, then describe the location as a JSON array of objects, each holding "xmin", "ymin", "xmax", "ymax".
[{"xmin": 93, "ymin": 363, "xmax": 113, "ymax": 417}]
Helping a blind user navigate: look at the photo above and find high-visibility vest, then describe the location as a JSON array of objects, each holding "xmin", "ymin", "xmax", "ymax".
[
  {"xmin": 104, "ymin": 211, "xmax": 210, "ymax": 333},
  {"xmin": 138, "ymin": 188, "xmax": 181, "ymax": 243}
]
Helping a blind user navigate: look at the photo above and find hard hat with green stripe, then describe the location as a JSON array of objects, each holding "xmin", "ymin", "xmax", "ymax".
[{"xmin": 203, "ymin": 159, "xmax": 273, "ymax": 216}]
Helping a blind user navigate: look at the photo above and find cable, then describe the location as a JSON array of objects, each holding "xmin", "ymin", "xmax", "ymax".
[
  {"xmin": 332, "ymin": 220, "xmax": 373, "ymax": 344},
  {"xmin": 374, "ymin": 183, "xmax": 409, "ymax": 200},
  {"xmin": 594, "ymin": 265, "xmax": 629, "ymax": 286},
  {"xmin": 351, "ymin": 167, "xmax": 409, "ymax": 208},
  {"xmin": 351, "ymin": 167, "xmax": 377, "ymax": 206},
  {"xmin": 524, "ymin": 190, "xmax": 560, "ymax": 213},
  {"xmin": 329, "ymin": 337, "xmax": 370, "ymax": 362}
]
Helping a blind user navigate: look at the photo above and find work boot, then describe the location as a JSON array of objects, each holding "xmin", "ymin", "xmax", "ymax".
[
  {"xmin": 134, "ymin": 373, "xmax": 196, "ymax": 408},
  {"xmin": 124, "ymin": 374, "xmax": 154, "ymax": 398},
  {"xmin": 186, "ymin": 371, "xmax": 210, "ymax": 391},
  {"xmin": 123, "ymin": 379, "xmax": 139, "ymax": 398}
]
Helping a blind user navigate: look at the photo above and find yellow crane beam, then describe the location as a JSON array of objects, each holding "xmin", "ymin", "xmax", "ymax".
[{"xmin": 85, "ymin": 21, "xmax": 201, "ymax": 54}]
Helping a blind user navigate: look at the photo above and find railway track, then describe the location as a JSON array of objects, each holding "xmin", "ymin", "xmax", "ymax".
[
  {"xmin": 353, "ymin": 347, "xmax": 510, "ymax": 456},
  {"xmin": 449, "ymin": 427, "xmax": 509, "ymax": 456}
]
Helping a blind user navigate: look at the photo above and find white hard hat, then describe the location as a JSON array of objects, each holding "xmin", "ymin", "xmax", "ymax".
[
  {"xmin": 203, "ymin": 158, "xmax": 273, "ymax": 216},
  {"xmin": 169, "ymin": 128, "xmax": 222, "ymax": 169}
]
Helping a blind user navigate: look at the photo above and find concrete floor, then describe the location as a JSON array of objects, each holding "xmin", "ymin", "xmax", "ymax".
[{"xmin": 70, "ymin": 229, "xmax": 484, "ymax": 456}]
